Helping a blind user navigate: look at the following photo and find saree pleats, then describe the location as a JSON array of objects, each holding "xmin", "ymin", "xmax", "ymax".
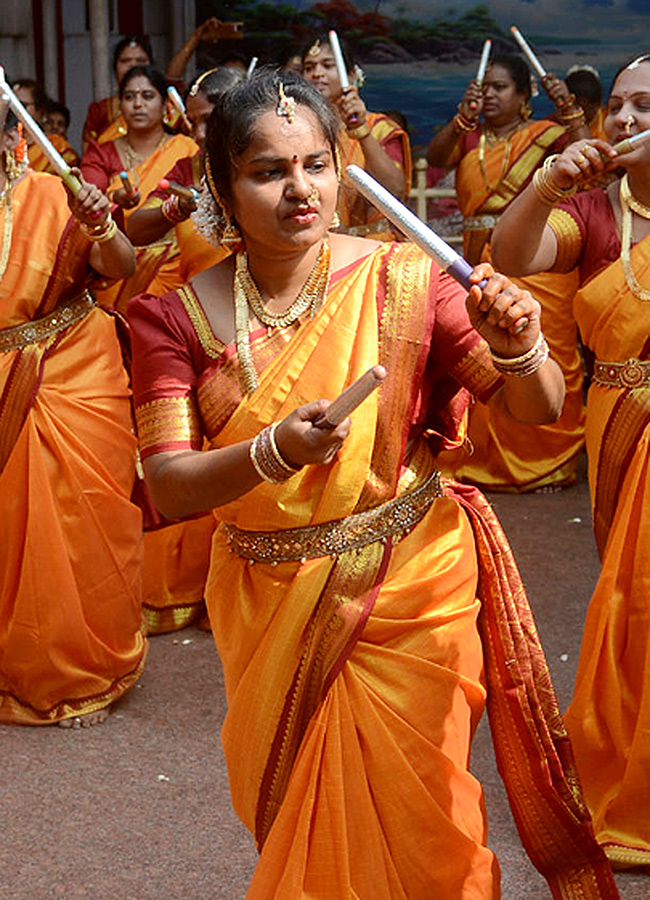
[{"xmin": 564, "ymin": 245, "xmax": 650, "ymax": 864}]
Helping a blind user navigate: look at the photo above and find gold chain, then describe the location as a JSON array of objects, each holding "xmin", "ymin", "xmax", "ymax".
[
  {"xmin": 478, "ymin": 129, "xmax": 513, "ymax": 193},
  {"xmin": 0, "ymin": 181, "xmax": 14, "ymax": 282},
  {"xmin": 620, "ymin": 174, "xmax": 650, "ymax": 302},
  {"xmin": 234, "ymin": 239, "xmax": 331, "ymax": 394}
]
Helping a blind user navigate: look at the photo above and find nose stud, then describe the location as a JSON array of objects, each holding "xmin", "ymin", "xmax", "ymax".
[{"xmin": 625, "ymin": 114, "xmax": 635, "ymax": 133}]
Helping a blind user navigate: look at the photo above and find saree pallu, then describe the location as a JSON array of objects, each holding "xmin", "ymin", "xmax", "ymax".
[
  {"xmin": 0, "ymin": 173, "xmax": 146, "ymax": 724},
  {"xmin": 82, "ymin": 134, "xmax": 198, "ymax": 314},
  {"xmin": 131, "ymin": 243, "xmax": 617, "ymax": 898},
  {"xmin": 563, "ymin": 242, "xmax": 650, "ymax": 867},
  {"xmin": 439, "ymin": 264, "xmax": 586, "ymax": 492},
  {"xmin": 454, "ymin": 120, "xmax": 566, "ymax": 266},
  {"xmin": 338, "ymin": 112, "xmax": 412, "ymax": 241},
  {"xmin": 28, "ymin": 134, "xmax": 80, "ymax": 173}
]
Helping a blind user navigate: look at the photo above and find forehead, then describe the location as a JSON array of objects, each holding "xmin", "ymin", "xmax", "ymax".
[
  {"xmin": 14, "ymin": 85, "xmax": 34, "ymax": 101},
  {"xmin": 304, "ymin": 44, "xmax": 335, "ymax": 65},
  {"xmin": 122, "ymin": 75, "xmax": 156, "ymax": 93},
  {"xmin": 239, "ymin": 106, "xmax": 327, "ymax": 160},
  {"xmin": 186, "ymin": 92, "xmax": 214, "ymax": 118},
  {"xmin": 484, "ymin": 65, "xmax": 514, "ymax": 85},
  {"xmin": 119, "ymin": 44, "xmax": 149, "ymax": 61},
  {"xmin": 611, "ymin": 62, "xmax": 650, "ymax": 96}
]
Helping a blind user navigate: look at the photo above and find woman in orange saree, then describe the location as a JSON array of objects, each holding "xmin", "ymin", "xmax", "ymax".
[
  {"xmin": 0, "ymin": 114, "xmax": 146, "ymax": 726},
  {"xmin": 491, "ymin": 53, "xmax": 650, "ymax": 869},
  {"xmin": 428, "ymin": 55, "xmax": 588, "ymax": 492},
  {"xmin": 129, "ymin": 71, "xmax": 617, "ymax": 899},
  {"xmin": 301, "ymin": 34, "xmax": 412, "ymax": 241},
  {"xmin": 81, "ymin": 65, "xmax": 197, "ymax": 315}
]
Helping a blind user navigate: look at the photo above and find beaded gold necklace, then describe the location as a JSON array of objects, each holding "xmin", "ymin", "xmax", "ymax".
[
  {"xmin": 0, "ymin": 180, "xmax": 14, "ymax": 283},
  {"xmin": 620, "ymin": 174, "xmax": 650, "ymax": 302},
  {"xmin": 234, "ymin": 238, "xmax": 331, "ymax": 393}
]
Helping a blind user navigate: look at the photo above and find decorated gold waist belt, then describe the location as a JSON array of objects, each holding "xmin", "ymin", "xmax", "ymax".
[
  {"xmin": 463, "ymin": 214, "xmax": 500, "ymax": 231},
  {"xmin": 224, "ymin": 470, "xmax": 445, "ymax": 564},
  {"xmin": 593, "ymin": 357, "xmax": 650, "ymax": 390},
  {"xmin": 0, "ymin": 291, "xmax": 96, "ymax": 353}
]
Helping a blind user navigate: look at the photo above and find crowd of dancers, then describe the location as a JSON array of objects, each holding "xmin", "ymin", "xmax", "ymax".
[{"xmin": 1, "ymin": 19, "xmax": 648, "ymax": 900}]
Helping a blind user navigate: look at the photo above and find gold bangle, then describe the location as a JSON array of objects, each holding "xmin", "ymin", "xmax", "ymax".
[
  {"xmin": 81, "ymin": 215, "xmax": 118, "ymax": 243},
  {"xmin": 490, "ymin": 333, "xmax": 550, "ymax": 377},
  {"xmin": 249, "ymin": 425, "xmax": 302, "ymax": 484},
  {"xmin": 453, "ymin": 111, "xmax": 477, "ymax": 134},
  {"xmin": 346, "ymin": 121, "xmax": 371, "ymax": 141},
  {"xmin": 532, "ymin": 155, "xmax": 577, "ymax": 206}
]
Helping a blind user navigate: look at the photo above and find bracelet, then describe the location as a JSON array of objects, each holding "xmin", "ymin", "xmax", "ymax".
[
  {"xmin": 453, "ymin": 107, "xmax": 478, "ymax": 134},
  {"xmin": 490, "ymin": 333, "xmax": 550, "ymax": 377},
  {"xmin": 346, "ymin": 121, "xmax": 372, "ymax": 141},
  {"xmin": 249, "ymin": 424, "xmax": 302, "ymax": 484},
  {"xmin": 81, "ymin": 215, "xmax": 118, "ymax": 243},
  {"xmin": 556, "ymin": 107, "xmax": 587, "ymax": 124},
  {"xmin": 532, "ymin": 155, "xmax": 577, "ymax": 206},
  {"xmin": 161, "ymin": 194, "xmax": 188, "ymax": 223}
]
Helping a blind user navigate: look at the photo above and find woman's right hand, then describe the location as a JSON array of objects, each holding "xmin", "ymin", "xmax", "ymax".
[
  {"xmin": 274, "ymin": 401, "xmax": 351, "ymax": 469},
  {"xmin": 547, "ymin": 139, "xmax": 618, "ymax": 191},
  {"xmin": 461, "ymin": 81, "xmax": 483, "ymax": 118}
]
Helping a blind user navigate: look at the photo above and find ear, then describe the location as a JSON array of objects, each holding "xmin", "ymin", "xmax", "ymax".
[{"xmin": 3, "ymin": 127, "xmax": 20, "ymax": 152}]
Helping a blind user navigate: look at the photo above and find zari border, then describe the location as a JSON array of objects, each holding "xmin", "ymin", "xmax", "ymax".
[
  {"xmin": 135, "ymin": 396, "xmax": 202, "ymax": 456},
  {"xmin": 0, "ymin": 291, "xmax": 95, "ymax": 353},
  {"xmin": 177, "ymin": 285, "xmax": 227, "ymax": 359},
  {"xmin": 548, "ymin": 209, "xmax": 583, "ymax": 274}
]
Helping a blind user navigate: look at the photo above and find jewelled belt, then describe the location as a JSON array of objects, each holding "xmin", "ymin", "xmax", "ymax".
[
  {"xmin": 224, "ymin": 470, "xmax": 445, "ymax": 564},
  {"xmin": 593, "ymin": 357, "xmax": 650, "ymax": 390},
  {"xmin": 0, "ymin": 291, "xmax": 96, "ymax": 353},
  {"xmin": 345, "ymin": 217, "xmax": 394, "ymax": 237},
  {"xmin": 464, "ymin": 214, "xmax": 500, "ymax": 231}
]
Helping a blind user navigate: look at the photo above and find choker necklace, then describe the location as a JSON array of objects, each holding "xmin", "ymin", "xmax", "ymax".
[
  {"xmin": 0, "ymin": 180, "xmax": 14, "ymax": 283},
  {"xmin": 620, "ymin": 174, "xmax": 650, "ymax": 301},
  {"xmin": 234, "ymin": 239, "xmax": 331, "ymax": 393}
]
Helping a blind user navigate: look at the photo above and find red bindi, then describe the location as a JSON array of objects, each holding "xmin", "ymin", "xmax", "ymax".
[{"xmin": 292, "ymin": 154, "xmax": 299, "ymax": 164}]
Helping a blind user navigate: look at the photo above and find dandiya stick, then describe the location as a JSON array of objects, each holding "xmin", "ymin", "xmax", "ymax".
[
  {"xmin": 167, "ymin": 85, "xmax": 192, "ymax": 131},
  {"xmin": 158, "ymin": 178, "xmax": 199, "ymax": 201},
  {"xmin": 611, "ymin": 128, "xmax": 650, "ymax": 155},
  {"xmin": 345, "ymin": 164, "xmax": 529, "ymax": 332},
  {"xmin": 247, "ymin": 57, "xmax": 258, "ymax": 79},
  {"xmin": 476, "ymin": 39, "xmax": 492, "ymax": 86},
  {"xmin": 328, "ymin": 29, "xmax": 358, "ymax": 124},
  {"xmin": 510, "ymin": 26, "xmax": 547, "ymax": 79},
  {"xmin": 313, "ymin": 365, "xmax": 387, "ymax": 429},
  {"xmin": 119, "ymin": 171, "xmax": 135, "ymax": 194},
  {"xmin": 0, "ymin": 67, "xmax": 81, "ymax": 194}
]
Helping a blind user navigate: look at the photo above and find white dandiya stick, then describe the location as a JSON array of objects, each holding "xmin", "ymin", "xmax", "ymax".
[
  {"xmin": 510, "ymin": 26, "xmax": 547, "ymax": 79},
  {"xmin": 313, "ymin": 365, "xmax": 387, "ymax": 429},
  {"xmin": 328, "ymin": 30, "xmax": 349, "ymax": 90},
  {"xmin": 0, "ymin": 68, "xmax": 81, "ymax": 194},
  {"xmin": 247, "ymin": 56, "xmax": 258, "ymax": 79},
  {"xmin": 167, "ymin": 85, "xmax": 191, "ymax": 131},
  {"xmin": 345, "ymin": 165, "xmax": 530, "ymax": 333},
  {"xmin": 612, "ymin": 127, "xmax": 650, "ymax": 154},
  {"xmin": 476, "ymin": 39, "xmax": 492, "ymax": 85}
]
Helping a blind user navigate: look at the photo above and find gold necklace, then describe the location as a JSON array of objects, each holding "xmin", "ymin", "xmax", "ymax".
[
  {"xmin": 0, "ymin": 180, "xmax": 14, "ymax": 283},
  {"xmin": 234, "ymin": 239, "xmax": 331, "ymax": 393},
  {"xmin": 478, "ymin": 129, "xmax": 514, "ymax": 193},
  {"xmin": 123, "ymin": 133, "xmax": 166, "ymax": 169},
  {"xmin": 619, "ymin": 174, "xmax": 650, "ymax": 301}
]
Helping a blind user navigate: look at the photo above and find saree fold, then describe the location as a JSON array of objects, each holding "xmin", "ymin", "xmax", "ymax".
[
  {"xmin": 130, "ymin": 242, "xmax": 616, "ymax": 897},
  {"xmin": 0, "ymin": 172, "xmax": 146, "ymax": 725},
  {"xmin": 563, "ymin": 238, "xmax": 650, "ymax": 866}
]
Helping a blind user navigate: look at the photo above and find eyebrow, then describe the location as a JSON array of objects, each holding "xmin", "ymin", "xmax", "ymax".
[{"xmin": 247, "ymin": 149, "xmax": 330, "ymax": 165}]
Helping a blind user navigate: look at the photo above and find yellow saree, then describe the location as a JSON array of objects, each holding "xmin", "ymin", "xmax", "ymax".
[
  {"xmin": 0, "ymin": 172, "xmax": 146, "ymax": 724},
  {"xmin": 131, "ymin": 242, "xmax": 618, "ymax": 898},
  {"xmin": 563, "ymin": 238, "xmax": 650, "ymax": 868}
]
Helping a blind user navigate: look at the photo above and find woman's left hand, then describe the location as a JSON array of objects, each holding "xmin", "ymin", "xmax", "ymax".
[
  {"xmin": 112, "ymin": 185, "xmax": 141, "ymax": 209},
  {"xmin": 67, "ymin": 169, "xmax": 111, "ymax": 226},
  {"xmin": 339, "ymin": 87, "xmax": 367, "ymax": 130},
  {"xmin": 541, "ymin": 73, "xmax": 574, "ymax": 108},
  {"xmin": 466, "ymin": 263, "xmax": 542, "ymax": 358}
]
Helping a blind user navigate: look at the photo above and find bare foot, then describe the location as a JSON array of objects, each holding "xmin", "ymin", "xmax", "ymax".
[{"xmin": 58, "ymin": 708, "xmax": 110, "ymax": 729}]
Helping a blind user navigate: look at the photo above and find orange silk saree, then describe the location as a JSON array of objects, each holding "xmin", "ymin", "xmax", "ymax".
[
  {"xmin": 563, "ymin": 239, "xmax": 650, "ymax": 868},
  {"xmin": 0, "ymin": 172, "xmax": 146, "ymax": 725},
  {"xmin": 130, "ymin": 242, "xmax": 618, "ymax": 899}
]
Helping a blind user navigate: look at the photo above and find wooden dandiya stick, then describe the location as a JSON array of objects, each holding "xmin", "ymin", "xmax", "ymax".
[
  {"xmin": 158, "ymin": 178, "xmax": 199, "ymax": 201},
  {"xmin": 612, "ymin": 127, "xmax": 650, "ymax": 154},
  {"xmin": 167, "ymin": 85, "xmax": 192, "ymax": 131},
  {"xmin": 510, "ymin": 26, "xmax": 547, "ymax": 79},
  {"xmin": 0, "ymin": 67, "xmax": 81, "ymax": 194},
  {"xmin": 119, "ymin": 171, "xmax": 136, "ymax": 194},
  {"xmin": 345, "ymin": 164, "xmax": 529, "ymax": 333},
  {"xmin": 313, "ymin": 365, "xmax": 387, "ymax": 429}
]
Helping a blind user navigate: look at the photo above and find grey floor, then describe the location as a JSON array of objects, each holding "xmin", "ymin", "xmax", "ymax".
[{"xmin": 1, "ymin": 470, "xmax": 647, "ymax": 899}]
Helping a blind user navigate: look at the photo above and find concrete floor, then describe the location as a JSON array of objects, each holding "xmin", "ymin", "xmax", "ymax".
[{"xmin": 1, "ymin": 471, "xmax": 647, "ymax": 899}]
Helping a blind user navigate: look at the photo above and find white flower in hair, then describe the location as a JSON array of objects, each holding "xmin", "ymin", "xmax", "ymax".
[
  {"xmin": 353, "ymin": 65, "xmax": 365, "ymax": 89},
  {"xmin": 191, "ymin": 179, "xmax": 223, "ymax": 247}
]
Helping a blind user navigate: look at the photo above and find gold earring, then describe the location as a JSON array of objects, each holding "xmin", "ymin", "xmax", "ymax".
[
  {"xmin": 329, "ymin": 210, "xmax": 341, "ymax": 230},
  {"xmin": 520, "ymin": 99, "xmax": 532, "ymax": 121},
  {"xmin": 219, "ymin": 213, "xmax": 242, "ymax": 247}
]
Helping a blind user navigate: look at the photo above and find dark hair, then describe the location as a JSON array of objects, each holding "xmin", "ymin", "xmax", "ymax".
[
  {"xmin": 45, "ymin": 98, "xmax": 71, "ymax": 128},
  {"xmin": 300, "ymin": 32, "xmax": 356, "ymax": 75},
  {"xmin": 565, "ymin": 70, "xmax": 602, "ymax": 106},
  {"xmin": 204, "ymin": 68, "xmax": 340, "ymax": 210},
  {"xmin": 610, "ymin": 55, "xmax": 650, "ymax": 95},
  {"xmin": 118, "ymin": 65, "xmax": 168, "ymax": 101},
  {"xmin": 12, "ymin": 77, "xmax": 49, "ymax": 114},
  {"xmin": 489, "ymin": 54, "xmax": 532, "ymax": 99},
  {"xmin": 113, "ymin": 35, "xmax": 154, "ymax": 73},
  {"xmin": 187, "ymin": 66, "xmax": 246, "ymax": 105},
  {"xmin": 3, "ymin": 109, "xmax": 18, "ymax": 132}
]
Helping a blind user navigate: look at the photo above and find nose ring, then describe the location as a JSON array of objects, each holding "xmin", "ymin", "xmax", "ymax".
[
  {"xmin": 625, "ymin": 114, "xmax": 635, "ymax": 132},
  {"xmin": 307, "ymin": 186, "xmax": 320, "ymax": 204}
]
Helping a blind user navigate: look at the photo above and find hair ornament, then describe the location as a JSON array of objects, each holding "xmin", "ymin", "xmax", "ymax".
[
  {"xmin": 189, "ymin": 67, "xmax": 220, "ymax": 97},
  {"xmin": 566, "ymin": 63, "xmax": 600, "ymax": 80},
  {"xmin": 307, "ymin": 40, "xmax": 321, "ymax": 58},
  {"xmin": 353, "ymin": 65, "xmax": 365, "ymax": 89},
  {"xmin": 277, "ymin": 82, "xmax": 296, "ymax": 123},
  {"xmin": 530, "ymin": 74, "xmax": 539, "ymax": 98},
  {"xmin": 627, "ymin": 55, "xmax": 650, "ymax": 71}
]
